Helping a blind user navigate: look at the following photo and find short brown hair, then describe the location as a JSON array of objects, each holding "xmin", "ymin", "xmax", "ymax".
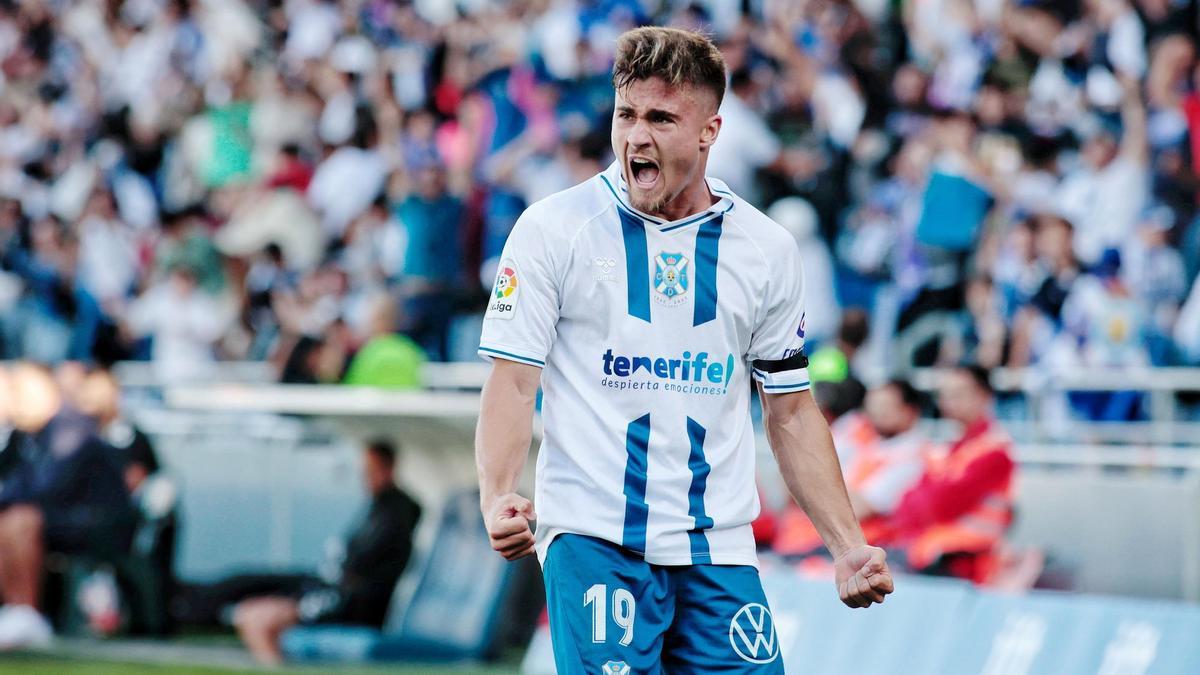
[{"xmin": 612, "ymin": 27, "xmax": 726, "ymax": 109}]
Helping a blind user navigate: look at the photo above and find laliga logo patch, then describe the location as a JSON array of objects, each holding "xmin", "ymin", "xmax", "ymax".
[
  {"xmin": 796, "ymin": 312, "xmax": 806, "ymax": 339},
  {"xmin": 729, "ymin": 603, "xmax": 779, "ymax": 664},
  {"xmin": 488, "ymin": 259, "xmax": 519, "ymax": 320},
  {"xmin": 600, "ymin": 660, "xmax": 630, "ymax": 675},
  {"xmin": 654, "ymin": 251, "xmax": 689, "ymax": 307}
]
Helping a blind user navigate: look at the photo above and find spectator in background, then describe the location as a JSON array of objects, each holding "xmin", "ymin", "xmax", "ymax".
[
  {"xmin": 842, "ymin": 380, "xmax": 932, "ymax": 525},
  {"xmin": 1059, "ymin": 248, "xmax": 1148, "ymax": 420},
  {"xmin": 774, "ymin": 379, "xmax": 930, "ymax": 559},
  {"xmin": 244, "ymin": 243, "xmax": 294, "ymax": 360},
  {"xmin": 342, "ymin": 293, "xmax": 426, "ymax": 389},
  {"xmin": 1009, "ymin": 214, "xmax": 1083, "ymax": 368},
  {"xmin": 1123, "ymin": 205, "xmax": 1189, "ymax": 365},
  {"xmin": 1, "ymin": 216, "xmax": 100, "ymax": 363},
  {"xmin": 307, "ymin": 108, "xmax": 388, "ymax": 240},
  {"xmin": 0, "ymin": 363, "xmax": 134, "ymax": 648},
  {"xmin": 947, "ymin": 275, "xmax": 1009, "ymax": 370},
  {"xmin": 396, "ymin": 164, "xmax": 464, "ymax": 361},
  {"xmin": 897, "ymin": 112, "xmax": 993, "ymax": 367},
  {"xmin": 808, "ymin": 308, "xmax": 870, "ymax": 383},
  {"xmin": 123, "ymin": 265, "xmax": 230, "ymax": 383},
  {"xmin": 154, "ymin": 208, "xmax": 225, "ymax": 296},
  {"xmin": 708, "ymin": 68, "xmax": 784, "ymax": 206},
  {"xmin": 891, "ymin": 365, "xmax": 1015, "ymax": 584},
  {"xmin": 263, "ymin": 144, "xmax": 314, "ymax": 194},
  {"xmin": 77, "ymin": 369, "xmax": 159, "ymax": 495},
  {"xmin": 75, "ymin": 188, "xmax": 141, "ymax": 315},
  {"xmin": 77, "ymin": 367, "xmax": 177, "ymax": 636},
  {"xmin": 339, "ymin": 197, "xmax": 405, "ymax": 297},
  {"xmin": 1055, "ymin": 78, "xmax": 1150, "ymax": 268},
  {"xmin": 811, "ymin": 377, "xmax": 867, "ymax": 425},
  {"xmin": 768, "ymin": 196, "xmax": 840, "ymax": 345},
  {"xmin": 233, "ymin": 440, "xmax": 421, "ymax": 665}
]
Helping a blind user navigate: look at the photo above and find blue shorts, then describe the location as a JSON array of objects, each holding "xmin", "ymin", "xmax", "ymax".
[{"xmin": 543, "ymin": 534, "xmax": 785, "ymax": 674}]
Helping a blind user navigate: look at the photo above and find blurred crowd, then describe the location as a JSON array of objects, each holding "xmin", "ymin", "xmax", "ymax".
[{"xmin": 1, "ymin": 0, "xmax": 1199, "ymax": 390}]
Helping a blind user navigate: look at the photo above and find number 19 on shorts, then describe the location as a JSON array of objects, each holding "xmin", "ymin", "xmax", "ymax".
[{"xmin": 584, "ymin": 584, "xmax": 636, "ymax": 646}]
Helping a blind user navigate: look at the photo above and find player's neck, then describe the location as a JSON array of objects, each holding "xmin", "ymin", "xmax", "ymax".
[{"xmin": 651, "ymin": 177, "xmax": 718, "ymax": 223}]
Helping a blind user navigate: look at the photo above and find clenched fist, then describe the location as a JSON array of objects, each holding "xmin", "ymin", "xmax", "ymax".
[
  {"xmin": 482, "ymin": 493, "xmax": 537, "ymax": 561},
  {"xmin": 834, "ymin": 545, "xmax": 894, "ymax": 608}
]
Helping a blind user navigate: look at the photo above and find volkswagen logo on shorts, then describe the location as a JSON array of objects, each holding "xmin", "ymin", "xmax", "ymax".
[{"xmin": 729, "ymin": 603, "xmax": 779, "ymax": 664}]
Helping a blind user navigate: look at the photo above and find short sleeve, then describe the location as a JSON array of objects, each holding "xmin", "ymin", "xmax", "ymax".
[
  {"xmin": 478, "ymin": 211, "xmax": 560, "ymax": 368},
  {"xmin": 748, "ymin": 245, "xmax": 810, "ymax": 393}
]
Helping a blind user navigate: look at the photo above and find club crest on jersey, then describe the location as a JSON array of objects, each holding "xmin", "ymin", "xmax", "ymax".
[
  {"xmin": 487, "ymin": 259, "xmax": 519, "ymax": 320},
  {"xmin": 600, "ymin": 661, "xmax": 630, "ymax": 675},
  {"xmin": 654, "ymin": 251, "xmax": 689, "ymax": 307}
]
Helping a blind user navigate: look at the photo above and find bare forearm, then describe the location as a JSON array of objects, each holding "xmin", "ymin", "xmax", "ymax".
[
  {"xmin": 1119, "ymin": 78, "xmax": 1148, "ymax": 163},
  {"xmin": 475, "ymin": 367, "xmax": 539, "ymax": 505},
  {"xmin": 764, "ymin": 394, "xmax": 865, "ymax": 558}
]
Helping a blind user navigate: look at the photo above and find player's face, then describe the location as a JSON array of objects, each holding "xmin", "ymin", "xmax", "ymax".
[{"xmin": 612, "ymin": 77, "xmax": 721, "ymax": 218}]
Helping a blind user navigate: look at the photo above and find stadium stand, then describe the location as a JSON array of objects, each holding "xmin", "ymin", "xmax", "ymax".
[{"xmin": 0, "ymin": 0, "xmax": 1197, "ymax": 381}]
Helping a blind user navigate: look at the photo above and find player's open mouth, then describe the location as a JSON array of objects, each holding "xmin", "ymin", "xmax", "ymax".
[{"xmin": 629, "ymin": 157, "xmax": 660, "ymax": 189}]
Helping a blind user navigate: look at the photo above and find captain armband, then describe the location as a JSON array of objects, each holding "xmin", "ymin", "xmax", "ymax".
[{"xmin": 751, "ymin": 350, "xmax": 809, "ymax": 374}]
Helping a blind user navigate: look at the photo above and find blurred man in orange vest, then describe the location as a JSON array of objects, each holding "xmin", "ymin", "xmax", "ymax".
[
  {"xmin": 773, "ymin": 379, "xmax": 930, "ymax": 558},
  {"xmin": 891, "ymin": 365, "xmax": 1015, "ymax": 583}
]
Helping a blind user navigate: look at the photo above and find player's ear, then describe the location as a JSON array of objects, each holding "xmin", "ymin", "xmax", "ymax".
[{"xmin": 699, "ymin": 114, "xmax": 721, "ymax": 149}]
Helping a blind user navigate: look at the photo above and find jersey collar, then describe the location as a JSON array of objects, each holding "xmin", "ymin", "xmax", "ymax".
[{"xmin": 600, "ymin": 161, "xmax": 735, "ymax": 232}]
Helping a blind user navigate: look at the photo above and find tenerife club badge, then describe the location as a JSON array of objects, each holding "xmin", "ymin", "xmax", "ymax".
[
  {"xmin": 654, "ymin": 251, "xmax": 689, "ymax": 307},
  {"xmin": 488, "ymin": 259, "xmax": 520, "ymax": 319},
  {"xmin": 600, "ymin": 661, "xmax": 630, "ymax": 675}
]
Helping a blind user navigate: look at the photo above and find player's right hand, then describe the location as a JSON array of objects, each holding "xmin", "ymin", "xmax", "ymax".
[
  {"xmin": 833, "ymin": 544, "xmax": 894, "ymax": 609},
  {"xmin": 483, "ymin": 492, "xmax": 537, "ymax": 561}
]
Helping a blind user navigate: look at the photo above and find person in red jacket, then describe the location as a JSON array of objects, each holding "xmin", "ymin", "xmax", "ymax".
[{"xmin": 891, "ymin": 365, "xmax": 1015, "ymax": 583}]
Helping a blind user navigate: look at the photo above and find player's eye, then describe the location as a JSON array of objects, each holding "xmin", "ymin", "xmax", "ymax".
[
  {"xmin": 651, "ymin": 113, "xmax": 672, "ymax": 124},
  {"xmin": 617, "ymin": 110, "xmax": 633, "ymax": 120}
]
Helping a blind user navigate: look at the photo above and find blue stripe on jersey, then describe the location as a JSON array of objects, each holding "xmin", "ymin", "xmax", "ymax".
[
  {"xmin": 693, "ymin": 214, "xmax": 723, "ymax": 326},
  {"xmin": 685, "ymin": 417, "xmax": 714, "ymax": 559},
  {"xmin": 659, "ymin": 211, "xmax": 716, "ymax": 234},
  {"xmin": 761, "ymin": 381, "xmax": 811, "ymax": 391},
  {"xmin": 619, "ymin": 209, "xmax": 652, "ymax": 322},
  {"xmin": 621, "ymin": 414, "xmax": 652, "ymax": 554},
  {"xmin": 478, "ymin": 346, "xmax": 546, "ymax": 367}
]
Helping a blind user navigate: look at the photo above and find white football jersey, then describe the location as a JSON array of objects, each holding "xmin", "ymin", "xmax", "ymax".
[{"xmin": 480, "ymin": 161, "xmax": 810, "ymax": 567}]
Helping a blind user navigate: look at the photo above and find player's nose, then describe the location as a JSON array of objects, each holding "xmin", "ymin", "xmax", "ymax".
[{"xmin": 626, "ymin": 118, "xmax": 653, "ymax": 148}]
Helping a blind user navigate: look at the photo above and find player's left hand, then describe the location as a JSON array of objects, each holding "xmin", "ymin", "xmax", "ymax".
[{"xmin": 833, "ymin": 544, "xmax": 894, "ymax": 609}]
